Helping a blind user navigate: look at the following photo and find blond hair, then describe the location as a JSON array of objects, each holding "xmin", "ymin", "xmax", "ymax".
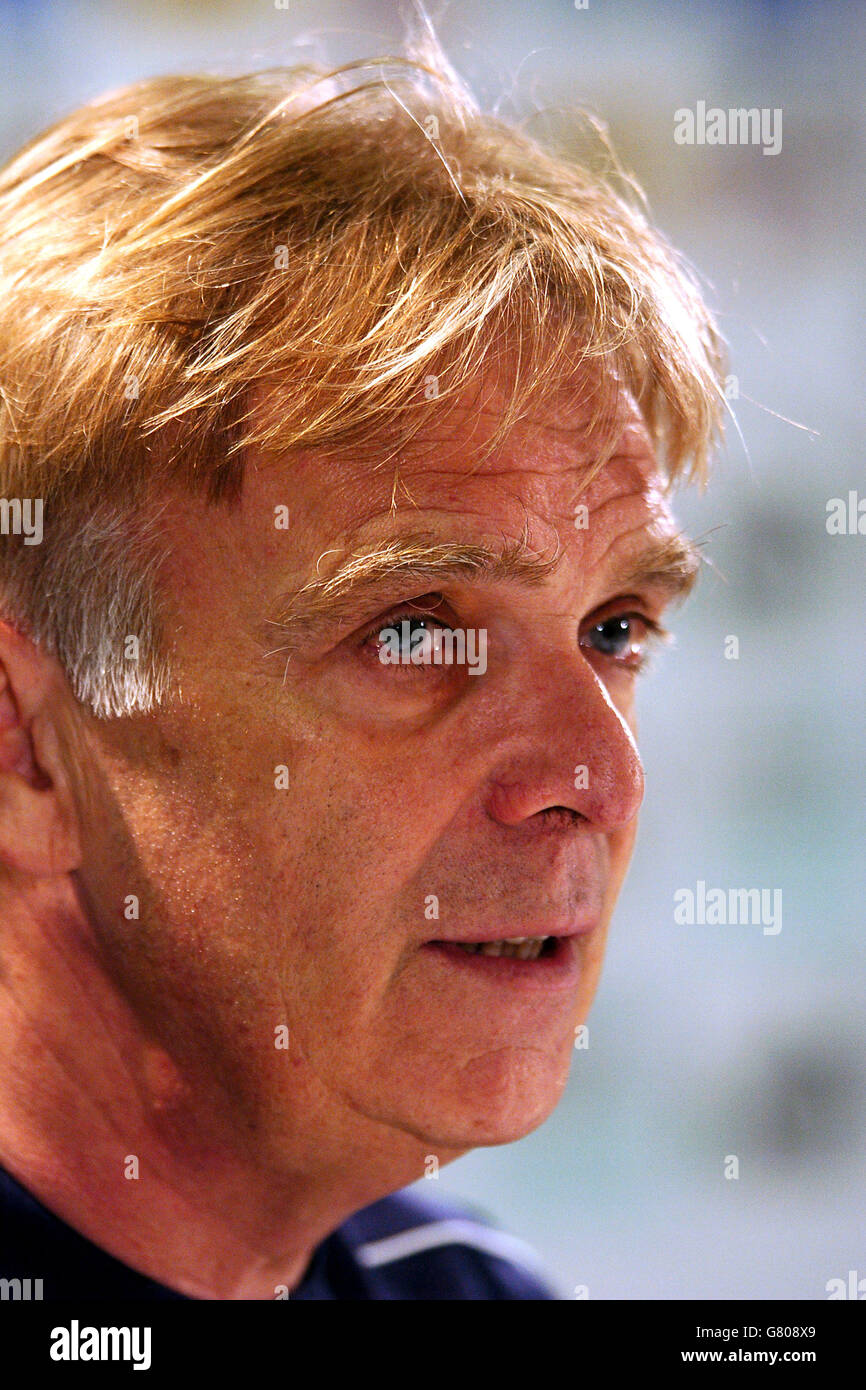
[{"xmin": 0, "ymin": 38, "xmax": 725, "ymax": 718}]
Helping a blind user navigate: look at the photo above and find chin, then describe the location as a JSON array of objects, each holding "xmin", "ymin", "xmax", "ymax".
[{"xmin": 367, "ymin": 1043, "xmax": 573, "ymax": 1150}]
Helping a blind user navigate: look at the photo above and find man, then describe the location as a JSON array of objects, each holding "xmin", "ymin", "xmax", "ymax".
[{"xmin": 0, "ymin": 42, "xmax": 723, "ymax": 1299}]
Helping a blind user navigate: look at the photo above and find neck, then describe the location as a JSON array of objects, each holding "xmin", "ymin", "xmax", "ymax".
[{"xmin": 0, "ymin": 879, "xmax": 438, "ymax": 1300}]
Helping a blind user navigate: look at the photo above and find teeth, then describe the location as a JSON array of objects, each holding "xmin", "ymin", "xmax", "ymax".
[{"xmin": 455, "ymin": 937, "xmax": 549, "ymax": 960}]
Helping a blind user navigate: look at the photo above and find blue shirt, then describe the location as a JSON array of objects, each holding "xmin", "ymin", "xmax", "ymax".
[{"xmin": 0, "ymin": 1165, "xmax": 558, "ymax": 1300}]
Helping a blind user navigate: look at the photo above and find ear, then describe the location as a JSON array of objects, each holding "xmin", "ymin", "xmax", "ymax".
[{"xmin": 0, "ymin": 620, "xmax": 83, "ymax": 876}]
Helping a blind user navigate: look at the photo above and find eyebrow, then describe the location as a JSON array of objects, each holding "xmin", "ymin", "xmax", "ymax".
[{"xmin": 263, "ymin": 527, "xmax": 701, "ymax": 652}]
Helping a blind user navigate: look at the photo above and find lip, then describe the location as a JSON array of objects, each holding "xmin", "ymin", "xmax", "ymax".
[
  {"xmin": 420, "ymin": 928, "xmax": 595, "ymax": 993},
  {"xmin": 426, "ymin": 916, "xmax": 599, "ymax": 945}
]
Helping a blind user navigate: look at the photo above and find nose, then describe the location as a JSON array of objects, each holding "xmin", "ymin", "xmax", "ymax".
[{"xmin": 483, "ymin": 654, "xmax": 645, "ymax": 834}]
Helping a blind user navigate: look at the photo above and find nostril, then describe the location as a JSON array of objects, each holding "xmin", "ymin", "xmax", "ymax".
[{"xmin": 536, "ymin": 805, "xmax": 583, "ymax": 829}]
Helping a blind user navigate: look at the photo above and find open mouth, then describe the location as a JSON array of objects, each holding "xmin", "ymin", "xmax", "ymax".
[
  {"xmin": 446, "ymin": 936, "xmax": 556, "ymax": 960},
  {"xmin": 429, "ymin": 935, "xmax": 558, "ymax": 961},
  {"xmin": 422, "ymin": 931, "xmax": 584, "ymax": 990}
]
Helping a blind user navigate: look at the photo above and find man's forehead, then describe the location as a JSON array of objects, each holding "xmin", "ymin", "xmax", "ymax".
[
  {"xmin": 261, "ymin": 405, "xmax": 668, "ymax": 550},
  {"xmin": 252, "ymin": 355, "xmax": 660, "ymax": 511}
]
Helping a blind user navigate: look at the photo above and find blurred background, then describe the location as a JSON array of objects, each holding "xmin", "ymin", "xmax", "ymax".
[{"xmin": 1, "ymin": 0, "xmax": 862, "ymax": 1298}]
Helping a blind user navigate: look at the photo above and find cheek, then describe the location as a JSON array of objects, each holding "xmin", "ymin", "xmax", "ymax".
[
  {"xmin": 216, "ymin": 746, "xmax": 444, "ymax": 953},
  {"xmin": 605, "ymin": 820, "xmax": 639, "ymax": 902}
]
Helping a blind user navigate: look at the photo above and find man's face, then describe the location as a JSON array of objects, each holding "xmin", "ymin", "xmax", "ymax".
[{"xmin": 80, "ymin": 372, "xmax": 693, "ymax": 1168}]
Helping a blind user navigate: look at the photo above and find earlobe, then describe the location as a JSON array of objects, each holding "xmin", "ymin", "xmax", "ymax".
[{"xmin": 0, "ymin": 636, "xmax": 83, "ymax": 877}]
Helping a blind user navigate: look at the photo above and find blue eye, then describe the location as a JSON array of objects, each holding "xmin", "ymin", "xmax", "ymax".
[
  {"xmin": 362, "ymin": 603, "xmax": 460, "ymax": 678},
  {"xmin": 378, "ymin": 617, "xmax": 436, "ymax": 663},
  {"xmin": 580, "ymin": 613, "xmax": 663, "ymax": 669},
  {"xmin": 591, "ymin": 616, "xmax": 634, "ymax": 656}
]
